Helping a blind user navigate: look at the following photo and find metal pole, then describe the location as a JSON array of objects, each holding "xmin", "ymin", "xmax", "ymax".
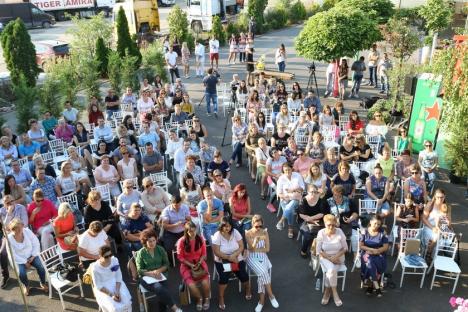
[{"xmin": 1, "ymin": 223, "xmax": 30, "ymax": 312}]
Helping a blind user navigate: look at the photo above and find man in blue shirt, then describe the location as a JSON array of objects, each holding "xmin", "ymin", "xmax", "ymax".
[
  {"xmin": 138, "ymin": 122, "xmax": 160, "ymax": 151},
  {"xmin": 160, "ymin": 195, "xmax": 191, "ymax": 255},
  {"xmin": 8, "ymin": 159, "xmax": 32, "ymax": 189},
  {"xmin": 18, "ymin": 134, "xmax": 40, "ymax": 160},
  {"xmin": 303, "ymin": 90, "xmax": 322, "ymax": 113},
  {"xmin": 121, "ymin": 203, "xmax": 153, "ymax": 257},
  {"xmin": 30, "ymin": 167, "xmax": 58, "ymax": 204},
  {"xmin": 202, "ymin": 68, "xmax": 220, "ymax": 117},
  {"xmin": 197, "ymin": 187, "xmax": 224, "ymax": 244}
]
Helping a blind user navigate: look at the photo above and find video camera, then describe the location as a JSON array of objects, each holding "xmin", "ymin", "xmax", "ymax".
[{"xmin": 308, "ymin": 62, "xmax": 316, "ymax": 72}]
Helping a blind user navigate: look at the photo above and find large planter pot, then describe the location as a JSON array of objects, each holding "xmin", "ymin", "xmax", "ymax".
[{"xmin": 449, "ymin": 171, "xmax": 466, "ymax": 184}]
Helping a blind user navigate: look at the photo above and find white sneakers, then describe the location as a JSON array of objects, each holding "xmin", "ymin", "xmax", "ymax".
[
  {"xmin": 276, "ymin": 220, "xmax": 284, "ymax": 230},
  {"xmin": 255, "ymin": 297, "xmax": 279, "ymax": 312}
]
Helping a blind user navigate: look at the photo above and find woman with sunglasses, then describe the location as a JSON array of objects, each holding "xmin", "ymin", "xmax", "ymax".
[
  {"xmin": 245, "ymin": 215, "xmax": 279, "ymax": 312},
  {"xmin": 142, "ymin": 176, "xmax": 170, "ymax": 222},
  {"xmin": 421, "ymin": 188, "xmax": 446, "ymax": 258},
  {"xmin": 354, "ymin": 134, "xmax": 373, "ymax": 162},
  {"xmin": 255, "ymin": 111, "xmax": 267, "ymax": 135},
  {"xmin": 116, "ymin": 178, "xmax": 141, "ymax": 219},
  {"xmin": 306, "ymin": 131, "xmax": 327, "ymax": 165},
  {"xmin": 230, "ymin": 115, "xmax": 248, "ymax": 168},
  {"xmin": 190, "ymin": 116, "xmax": 208, "ymax": 138},
  {"xmin": 365, "ymin": 164, "xmax": 391, "ymax": 218},
  {"xmin": 418, "ymin": 140, "xmax": 438, "ymax": 192},
  {"xmin": 177, "ymin": 222, "xmax": 211, "ymax": 311},
  {"xmin": 365, "ymin": 111, "xmax": 388, "ymax": 145},
  {"xmin": 317, "ymin": 214, "xmax": 347, "ymax": 306},
  {"xmin": 94, "ymin": 155, "xmax": 121, "ymax": 197},
  {"xmin": 403, "ymin": 163, "xmax": 427, "ymax": 211},
  {"xmin": 91, "ymin": 245, "xmax": 132, "ymax": 312},
  {"xmin": 293, "ymin": 148, "xmax": 313, "ymax": 178},
  {"xmin": 116, "ymin": 146, "xmax": 139, "ymax": 181},
  {"xmin": 346, "ymin": 111, "xmax": 364, "ymax": 137},
  {"xmin": 305, "ymin": 163, "xmax": 327, "ymax": 196},
  {"xmin": 298, "ymin": 184, "xmax": 330, "ymax": 257},
  {"xmin": 396, "ymin": 126, "xmax": 412, "ymax": 154},
  {"xmin": 212, "ymin": 216, "xmax": 251, "ymax": 310},
  {"xmin": 210, "ymin": 169, "xmax": 232, "ymax": 208}
]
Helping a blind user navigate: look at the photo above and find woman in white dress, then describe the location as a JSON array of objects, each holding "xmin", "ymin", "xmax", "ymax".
[
  {"xmin": 245, "ymin": 215, "xmax": 279, "ymax": 312},
  {"xmin": 117, "ymin": 146, "xmax": 139, "ymax": 181},
  {"xmin": 91, "ymin": 245, "xmax": 132, "ymax": 312},
  {"xmin": 67, "ymin": 146, "xmax": 92, "ymax": 194}
]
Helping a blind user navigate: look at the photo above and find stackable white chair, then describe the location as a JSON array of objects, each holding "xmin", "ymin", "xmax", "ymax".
[{"xmin": 119, "ymin": 177, "xmax": 139, "ymax": 191}]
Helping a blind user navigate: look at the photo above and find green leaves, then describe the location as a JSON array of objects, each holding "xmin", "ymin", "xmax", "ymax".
[
  {"xmin": 167, "ymin": 5, "xmax": 189, "ymax": 44},
  {"xmin": 335, "ymin": 0, "xmax": 395, "ymax": 24},
  {"xmin": 419, "ymin": 0, "xmax": 453, "ymax": 33},
  {"xmin": 0, "ymin": 18, "xmax": 39, "ymax": 87},
  {"xmin": 211, "ymin": 16, "xmax": 225, "ymax": 46},
  {"xmin": 295, "ymin": 8, "xmax": 381, "ymax": 61},
  {"xmin": 116, "ymin": 7, "xmax": 142, "ymax": 67}
]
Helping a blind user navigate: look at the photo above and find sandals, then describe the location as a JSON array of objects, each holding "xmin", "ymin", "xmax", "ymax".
[
  {"xmin": 202, "ymin": 298, "xmax": 210, "ymax": 311},
  {"xmin": 196, "ymin": 299, "xmax": 203, "ymax": 311},
  {"xmin": 334, "ymin": 297, "xmax": 343, "ymax": 307},
  {"xmin": 218, "ymin": 304, "xmax": 226, "ymax": 310},
  {"xmin": 288, "ymin": 229, "xmax": 294, "ymax": 239},
  {"xmin": 321, "ymin": 294, "xmax": 330, "ymax": 305}
]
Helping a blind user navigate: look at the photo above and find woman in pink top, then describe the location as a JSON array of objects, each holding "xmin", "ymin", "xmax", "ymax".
[
  {"xmin": 293, "ymin": 148, "xmax": 313, "ymax": 178},
  {"xmin": 177, "ymin": 221, "xmax": 211, "ymax": 310},
  {"xmin": 27, "ymin": 189, "xmax": 58, "ymax": 250},
  {"xmin": 93, "ymin": 155, "xmax": 121, "ymax": 197},
  {"xmin": 316, "ymin": 214, "xmax": 347, "ymax": 307},
  {"xmin": 229, "ymin": 184, "xmax": 252, "ymax": 234},
  {"xmin": 54, "ymin": 118, "xmax": 75, "ymax": 143}
]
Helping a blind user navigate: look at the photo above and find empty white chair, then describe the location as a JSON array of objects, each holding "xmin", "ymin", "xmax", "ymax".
[
  {"xmin": 358, "ymin": 199, "xmax": 379, "ymax": 216},
  {"xmin": 428, "ymin": 231, "xmax": 461, "ymax": 294}
]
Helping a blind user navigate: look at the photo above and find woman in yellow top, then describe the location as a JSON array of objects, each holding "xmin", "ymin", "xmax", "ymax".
[{"xmin": 180, "ymin": 92, "xmax": 194, "ymax": 117}]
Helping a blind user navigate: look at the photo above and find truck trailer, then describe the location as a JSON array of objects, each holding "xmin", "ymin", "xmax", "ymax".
[{"xmin": 29, "ymin": 0, "xmax": 115, "ymax": 21}]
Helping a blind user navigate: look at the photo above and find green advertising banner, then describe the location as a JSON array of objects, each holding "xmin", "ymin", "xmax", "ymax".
[{"xmin": 408, "ymin": 73, "xmax": 443, "ymax": 153}]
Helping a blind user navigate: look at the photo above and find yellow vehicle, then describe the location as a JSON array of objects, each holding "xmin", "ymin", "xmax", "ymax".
[{"xmin": 113, "ymin": 0, "xmax": 159, "ymax": 35}]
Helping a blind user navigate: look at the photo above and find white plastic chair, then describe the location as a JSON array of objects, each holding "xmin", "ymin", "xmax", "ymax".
[
  {"xmin": 49, "ymin": 139, "xmax": 67, "ymax": 155},
  {"xmin": 393, "ymin": 228, "xmax": 427, "ymax": 288},
  {"xmin": 358, "ymin": 199, "xmax": 379, "ymax": 216},
  {"xmin": 428, "ymin": 231, "xmax": 461, "ymax": 294},
  {"xmin": 320, "ymin": 263, "xmax": 347, "ymax": 292},
  {"xmin": 338, "ymin": 115, "xmax": 349, "ymax": 131},
  {"xmin": 38, "ymin": 245, "xmax": 84, "ymax": 311},
  {"xmin": 58, "ymin": 193, "xmax": 79, "ymax": 211},
  {"xmin": 149, "ymin": 171, "xmax": 171, "ymax": 192},
  {"xmin": 119, "ymin": 177, "xmax": 139, "ymax": 191},
  {"xmin": 90, "ymin": 184, "xmax": 115, "ymax": 211}
]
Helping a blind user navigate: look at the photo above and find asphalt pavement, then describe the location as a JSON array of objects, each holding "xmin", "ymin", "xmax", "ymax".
[{"xmin": 0, "ymin": 25, "xmax": 466, "ymax": 312}]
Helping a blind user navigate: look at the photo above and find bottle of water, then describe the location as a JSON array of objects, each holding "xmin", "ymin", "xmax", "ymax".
[{"xmin": 315, "ymin": 278, "xmax": 321, "ymax": 291}]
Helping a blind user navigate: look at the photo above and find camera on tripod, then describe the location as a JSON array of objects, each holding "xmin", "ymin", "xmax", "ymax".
[{"xmin": 308, "ymin": 62, "xmax": 316, "ymax": 72}]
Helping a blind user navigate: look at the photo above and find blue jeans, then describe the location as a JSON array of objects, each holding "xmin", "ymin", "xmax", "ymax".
[
  {"xmin": 205, "ymin": 92, "xmax": 218, "ymax": 114},
  {"xmin": 351, "ymin": 74, "xmax": 363, "ymax": 94},
  {"xmin": 230, "ymin": 142, "xmax": 244, "ymax": 165},
  {"xmin": 202, "ymin": 223, "xmax": 218, "ymax": 245},
  {"xmin": 18, "ymin": 256, "xmax": 46, "ymax": 286},
  {"xmin": 277, "ymin": 61, "xmax": 286, "ymax": 72},
  {"xmin": 368, "ymin": 66, "xmax": 377, "ymax": 86},
  {"xmin": 124, "ymin": 241, "xmax": 142, "ymax": 258},
  {"xmin": 106, "ymin": 109, "xmax": 119, "ymax": 121},
  {"xmin": 280, "ymin": 199, "xmax": 299, "ymax": 225},
  {"xmin": 380, "ymin": 75, "xmax": 389, "ymax": 94}
]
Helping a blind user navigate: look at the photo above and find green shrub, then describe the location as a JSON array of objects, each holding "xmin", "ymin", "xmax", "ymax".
[
  {"xmin": 38, "ymin": 77, "xmax": 61, "ymax": 116},
  {"xmin": 288, "ymin": 1, "xmax": 307, "ymax": 24},
  {"xmin": 236, "ymin": 12, "xmax": 249, "ymax": 33},
  {"xmin": 226, "ymin": 22, "xmax": 239, "ymax": 40},
  {"xmin": 185, "ymin": 31, "xmax": 196, "ymax": 52},
  {"xmin": 211, "ymin": 16, "xmax": 226, "ymax": 46},
  {"xmin": 107, "ymin": 50, "xmax": 122, "ymax": 93},
  {"xmin": 305, "ymin": 3, "xmax": 321, "ymax": 17},
  {"xmin": 265, "ymin": 7, "xmax": 288, "ymax": 29},
  {"xmin": 14, "ymin": 75, "xmax": 38, "ymax": 133}
]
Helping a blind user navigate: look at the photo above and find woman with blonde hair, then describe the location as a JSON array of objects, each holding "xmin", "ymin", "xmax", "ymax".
[
  {"xmin": 116, "ymin": 146, "xmax": 139, "ymax": 181},
  {"xmin": 245, "ymin": 214, "xmax": 279, "ymax": 312},
  {"xmin": 181, "ymin": 41, "xmax": 191, "ymax": 79},
  {"xmin": 316, "ymin": 214, "xmax": 347, "ymax": 306},
  {"xmin": 55, "ymin": 160, "xmax": 80, "ymax": 197},
  {"xmin": 53, "ymin": 202, "xmax": 79, "ymax": 253},
  {"xmin": 67, "ymin": 145, "xmax": 92, "ymax": 194}
]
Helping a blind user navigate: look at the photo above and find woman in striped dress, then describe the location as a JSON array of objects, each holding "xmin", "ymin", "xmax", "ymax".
[{"xmin": 245, "ymin": 215, "xmax": 279, "ymax": 312}]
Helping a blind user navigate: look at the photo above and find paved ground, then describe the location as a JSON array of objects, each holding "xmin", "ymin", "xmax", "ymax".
[{"xmin": 0, "ymin": 25, "xmax": 467, "ymax": 312}]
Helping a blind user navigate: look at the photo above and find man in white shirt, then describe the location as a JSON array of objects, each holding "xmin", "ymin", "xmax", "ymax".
[
  {"xmin": 209, "ymin": 35, "xmax": 220, "ymax": 70},
  {"xmin": 324, "ymin": 60, "xmax": 336, "ymax": 97},
  {"xmin": 367, "ymin": 43, "xmax": 380, "ymax": 87},
  {"xmin": 165, "ymin": 45, "xmax": 180, "ymax": 84},
  {"xmin": 62, "ymin": 101, "xmax": 79, "ymax": 124},
  {"xmin": 194, "ymin": 39, "xmax": 205, "ymax": 78},
  {"xmin": 94, "ymin": 117, "xmax": 114, "ymax": 147},
  {"xmin": 173, "ymin": 138, "xmax": 194, "ymax": 186}
]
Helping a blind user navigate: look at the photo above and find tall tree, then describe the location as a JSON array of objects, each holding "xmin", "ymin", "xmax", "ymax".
[
  {"xmin": 211, "ymin": 16, "xmax": 226, "ymax": 46},
  {"xmin": 116, "ymin": 6, "xmax": 142, "ymax": 66},
  {"xmin": 295, "ymin": 8, "xmax": 381, "ymax": 61},
  {"xmin": 335, "ymin": 0, "xmax": 395, "ymax": 24},
  {"xmin": 247, "ymin": 0, "xmax": 268, "ymax": 33},
  {"xmin": 0, "ymin": 19, "xmax": 39, "ymax": 87},
  {"xmin": 95, "ymin": 37, "xmax": 109, "ymax": 77},
  {"xmin": 167, "ymin": 5, "xmax": 189, "ymax": 44},
  {"xmin": 419, "ymin": 0, "xmax": 453, "ymax": 63},
  {"xmin": 14, "ymin": 75, "xmax": 38, "ymax": 133}
]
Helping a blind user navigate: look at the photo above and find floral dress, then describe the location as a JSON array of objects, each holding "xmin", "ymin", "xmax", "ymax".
[{"xmin": 360, "ymin": 230, "xmax": 388, "ymax": 282}]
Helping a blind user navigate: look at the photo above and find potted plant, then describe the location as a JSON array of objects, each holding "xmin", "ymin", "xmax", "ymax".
[{"xmin": 444, "ymin": 126, "xmax": 468, "ymax": 184}]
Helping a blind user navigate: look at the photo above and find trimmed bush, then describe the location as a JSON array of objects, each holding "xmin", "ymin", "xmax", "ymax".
[
  {"xmin": 288, "ymin": 1, "xmax": 307, "ymax": 23},
  {"xmin": 265, "ymin": 7, "xmax": 288, "ymax": 30},
  {"xmin": 226, "ymin": 22, "xmax": 239, "ymax": 40},
  {"xmin": 211, "ymin": 16, "xmax": 226, "ymax": 46},
  {"xmin": 236, "ymin": 12, "xmax": 249, "ymax": 33},
  {"xmin": 305, "ymin": 3, "xmax": 321, "ymax": 17}
]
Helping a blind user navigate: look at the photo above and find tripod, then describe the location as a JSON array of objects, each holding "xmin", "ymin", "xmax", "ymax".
[
  {"xmin": 307, "ymin": 62, "xmax": 320, "ymax": 97},
  {"xmin": 221, "ymin": 92, "xmax": 236, "ymax": 147}
]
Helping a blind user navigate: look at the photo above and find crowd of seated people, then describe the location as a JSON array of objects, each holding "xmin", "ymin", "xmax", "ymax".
[{"xmin": 0, "ymin": 74, "xmax": 454, "ymax": 312}]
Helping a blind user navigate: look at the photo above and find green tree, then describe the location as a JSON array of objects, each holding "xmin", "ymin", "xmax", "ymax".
[
  {"xmin": 0, "ymin": 19, "xmax": 39, "ymax": 87},
  {"xmin": 120, "ymin": 53, "xmax": 140, "ymax": 92},
  {"xmin": 295, "ymin": 8, "xmax": 381, "ymax": 61},
  {"xmin": 247, "ymin": 0, "xmax": 268, "ymax": 33},
  {"xmin": 14, "ymin": 75, "xmax": 38, "ymax": 133},
  {"xmin": 335, "ymin": 0, "xmax": 394, "ymax": 24},
  {"xmin": 107, "ymin": 51, "xmax": 122, "ymax": 93},
  {"xmin": 321, "ymin": 0, "xmax": 339, "ymax": 11},
  {"xmin": 419, "ymin": 0, "xmax": 453, "ymax": 63},
  {"xmin": 38, "ymin": 77, "xmax": 61, "ymax": 117},
  {"xmin": 79, "ymin": 56, "xmax": 101, "ymax": 100},
  {"xmin": 116, "ymin": 6, "xmax": 142, "ymax": 66},
  {"xmin": 288, "ymin": 1, "xmax": 307, "ymax": 24},
  {"xmin": 45, "ymin": 56, "xmax": 80, "ymax": 104},
  {"xmin": 167, "ymin": 5, "xmax": 189, "ymax": 43},
  {"xmin": 95, "ymin": 37, "xmax": 109, "ymax": 78},
  {"xmin": 383, "ymin": 17, "xmax": 422, "ymax": 113},
  {"xmin": 141, "ymin": 41, "xmax": 168, "ymax": 83},
  {"xmin": 67, "ymin": 13, "xmax": 113, "ymax": 59},
  {"xmin": 211, "ymin": 16, "xmax": 225, "ymax": 46}
]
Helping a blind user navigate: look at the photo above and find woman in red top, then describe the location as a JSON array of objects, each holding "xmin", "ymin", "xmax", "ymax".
[
  {"xmin": 177, "ymin": 221, "xmax": 210, "ymax": 311},
  {"xmin": 229, "ymin": 184, "xmax": 252, "ymax": 234},
  {"xmin": 346, "ymin": 110, "xmax": 364, "ymax": 137},
  {"xmin": 27, "ymin": 189, "xmax": 58, "ymax": 251},
  {"xmin": 53, "ymin": 202, "xmax": 79, "ymax": 253},
  {"xmin": 88, "ymin": 103, "xmax": 104, "ymax": 126}
]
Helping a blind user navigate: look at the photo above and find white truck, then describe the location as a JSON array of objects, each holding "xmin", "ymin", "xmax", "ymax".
[
  {"xmin": 29, "ymin": 0, "xmax": 115, "ymax": 21},
  {"xmin": 187, "ymin": 0, "xmax": 237, "ymax": 33}
]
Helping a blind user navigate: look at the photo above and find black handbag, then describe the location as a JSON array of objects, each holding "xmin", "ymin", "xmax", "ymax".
[{"xmin": 54, "ymin": 263, "xmax": 79, "ymax": 282}]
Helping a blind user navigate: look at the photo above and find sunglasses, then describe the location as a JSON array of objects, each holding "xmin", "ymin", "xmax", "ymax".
[
  {"xmin": 193, "ymin": 119, "xmax": 200, "ymax": 122},
  {"xmin": 255, "ymin": 225, "xmax": 263, "ymax": 229},
  {"xmin": 425, "ymin": 144, "xmax": 432, "ymax": 147},
  {"xmin": 375, "ymin": 115, "xmax": 382, "ymax": 117},
  {"xmin": 125, "ymin": 186, "xmax": 133, "ymax": 189},
  {"xmin": 411, "ymin": 171, "xmax": 419, "ymax": 175},
  {"xmin": 297, "ymin": 153, "xmax": 303, "ymax": 156},
  {"xmin": 215, "ymin": 174, "xmax": 222, "ymax": 177},
  {"xmin": 145, "ymin": 182, "xmax": 153, "ymax": 188},
  {"xmin": 35, "ymin": 199, "xmax": 44, "ymax": 203},
  {"xmin": 122, "ymin": 152, "xmax": 128, "ymax": 155}
]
